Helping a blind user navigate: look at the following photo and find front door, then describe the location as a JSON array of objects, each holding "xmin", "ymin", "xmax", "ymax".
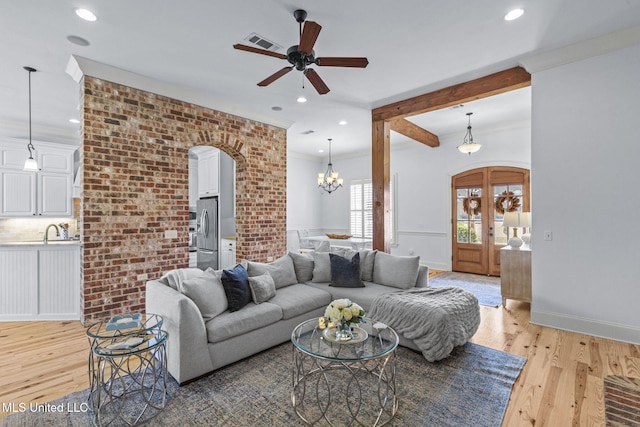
[{"xmin": 452, "ymin": 166, "xmax": 530, "ymax": 276}]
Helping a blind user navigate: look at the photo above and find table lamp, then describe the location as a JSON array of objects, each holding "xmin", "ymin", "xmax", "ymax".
[{"xmin": 503, "ymin": 212, "xmax": 530, "ymax": 249}]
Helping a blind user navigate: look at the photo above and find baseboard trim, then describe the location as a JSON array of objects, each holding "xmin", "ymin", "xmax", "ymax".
[{"xmin": 531, "ymin": 309, "xmax": 640, "ymax": 345}]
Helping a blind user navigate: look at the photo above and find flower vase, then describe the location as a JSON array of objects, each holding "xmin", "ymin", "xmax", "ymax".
[{"xmin": 335, "ymin": 322, "xmax": 353, "ymax": 341}]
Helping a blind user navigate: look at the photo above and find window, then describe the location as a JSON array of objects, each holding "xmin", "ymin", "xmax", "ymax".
[
  {"xmin": 350, "ymin": 176, "xmax": 396, "ymax": 242},
  {"xmin": 350, "ymin": 179, "xmax": 372, "ymax": 238}
]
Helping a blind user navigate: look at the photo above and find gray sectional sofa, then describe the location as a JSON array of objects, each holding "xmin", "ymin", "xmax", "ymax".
[{"xmin": 146, "ymin": 248, "xmax": 431, "ymax": 384}]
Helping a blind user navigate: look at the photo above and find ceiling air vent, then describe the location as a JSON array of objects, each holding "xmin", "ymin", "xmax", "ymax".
[{"xmin": 244, "ymin": 33, "xmax": 282, "ymax": 52}]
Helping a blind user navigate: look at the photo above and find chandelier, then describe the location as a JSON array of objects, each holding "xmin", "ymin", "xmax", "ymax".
[
  {"xmin": 457, "ymin": 112, "xmax": 482, "ymax": 155},
  {"xmin": 317, "ymin": 138, "xmax": 343, "ymax": 193}
]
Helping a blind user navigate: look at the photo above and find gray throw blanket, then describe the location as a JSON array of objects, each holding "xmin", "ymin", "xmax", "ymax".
[{"xmin": 369, "ymin": 286, "xmax": 481, "ymax": 362}]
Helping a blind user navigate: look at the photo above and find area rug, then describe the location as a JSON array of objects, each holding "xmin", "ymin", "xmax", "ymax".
[
  {"xmin": 430, "ymin": 271, "xmax": 502, "ymax": 307},
  {"xmin": 2, "ymin": 342, "xmax": 525, "ymax": 427},
  {"xmin": 604, "ymin": 375, "xmax": 640, "ymax": 426}
]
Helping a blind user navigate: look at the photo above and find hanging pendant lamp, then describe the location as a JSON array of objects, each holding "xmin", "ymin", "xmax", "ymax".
[
  {"xmin": 23, "ymin": 66, "xmax": 38, "ymax": 171},
  {"xmin": 317, "ymin": 138, "xmax": 343, "ymax": 193},
  {"xmin": 457, "ymin": 112, "xmax": 482, "ymax": 155}
]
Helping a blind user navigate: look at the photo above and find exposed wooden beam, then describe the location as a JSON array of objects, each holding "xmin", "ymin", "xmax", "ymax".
[
  {"xmin": 372, "ymin": 120, "xmax": 391, "ymax": 253},
  {"xmin": 371, "ymin": 66, "xmax": 531, "ymax": 252},
  {"xmin": 390, "ymin": 118, "xmax": 440, "ymax": 147},
  {"xmin": 372, "ymin": 66, "xmax": 531, "ymax": 122}
]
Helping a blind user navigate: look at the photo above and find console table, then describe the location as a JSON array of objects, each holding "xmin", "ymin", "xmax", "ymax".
[{"xmin": 500, "ymin": 246, "xmax": 532, "ymax": 306}]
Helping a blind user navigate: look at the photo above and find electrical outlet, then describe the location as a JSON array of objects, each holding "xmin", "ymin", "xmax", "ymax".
[
  {"xmin": 164, "ymin": 230, "xmax": 178, "ymax": 239},
  {"xmin": 544, "ymin": 231, "xmax": 553, "ymax": 241},
  {"xmin": 267, "ymin": 256, "xmax": 274, "ymax": 262}
]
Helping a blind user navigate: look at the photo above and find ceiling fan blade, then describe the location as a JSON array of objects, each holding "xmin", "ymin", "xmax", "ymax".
[
  {"xmin": 315, "ymin": 57, "xmax": 369, "ymax": 68},
  {"xmin": 298, "ymin": 21, "xmax": 322, "ymax": 54},
  {"xmin": 233, "ymin": 44, "xmax": 287, "ymax": 60},
  {"xmin": 304, "ymin": 69, "xmax": 330, "ymax": 95},
  {"xmin": 257, "ymin": 67, "xmax": 294, "ymax": 87}
]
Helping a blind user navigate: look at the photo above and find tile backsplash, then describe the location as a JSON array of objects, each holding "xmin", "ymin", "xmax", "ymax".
[{"xmin": 0, "ymin": 218, "xmax": 78, "ymax": 242}]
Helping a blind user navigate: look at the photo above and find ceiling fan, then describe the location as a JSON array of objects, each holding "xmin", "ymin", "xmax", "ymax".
[{"xmin": 233, "ymin": 9, "xmax": 368, "ymax": 95}]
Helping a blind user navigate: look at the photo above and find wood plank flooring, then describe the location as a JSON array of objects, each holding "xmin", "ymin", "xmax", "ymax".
[{"xmin": 1, "ymin": 274, "xmax": 639, "ymax": 425}]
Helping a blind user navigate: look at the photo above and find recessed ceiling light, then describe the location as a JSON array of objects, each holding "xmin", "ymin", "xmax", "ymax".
[
  {"xmin": 297, "ymin": 96, "xmax": 307, "ymax": 103},
  {"xmin": 271, "ymin": 106, "xmax": 283, "ymax": 111},
  {"xmin": 504, "ymin": 8, "xmax": 524, "ymax": 21},
  {"xmin": 75, "ymin": 8, "xmax": 97, "ymax": 22},
  {"xmin": 318, "ymin": 149, "xmax": 324, "ymax": 153},
  {"xmin": 69, "ymin": 118, "xmax": 80, "ymax": 124},
  {"xmin": 339, "ymin": 120, "xmax": 348, "ymax": 125}
]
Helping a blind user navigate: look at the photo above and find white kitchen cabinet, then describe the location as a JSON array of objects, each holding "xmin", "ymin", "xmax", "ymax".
[
  {"xmin": 189, "ymin": 157, "xmax": 198, "ymax": 208},
  {"xmin": 220, "ymin": 238, "xmax": 236, "ymax": 270},
  {"xmin": 0, "ymin": 243, "xmax": 80, "ymax": 320},
  {"xmin": 0, "ymin": 139, "xmax": 75, "ymax": 217},
  {"xmin": 189, "ymin": 251, "xmax": 197, "ymax": 268},
  {"xmin": 198, "ymin": 150, "xmax": 219, "ymax": 197}
]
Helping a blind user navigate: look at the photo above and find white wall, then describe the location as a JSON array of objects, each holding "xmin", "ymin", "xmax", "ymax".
[
  {"xmin": 530, "ymin": 43, "xmax": 640, "ymax": 343},
  {"xmin": 287, "ymin": 122, "xmax": 531, "ymax": 270},
  {"xmin": 286, "ymin": 152, "xmax": 324, "ymax": 232}
]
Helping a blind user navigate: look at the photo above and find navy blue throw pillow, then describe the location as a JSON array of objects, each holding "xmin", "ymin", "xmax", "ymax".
[
  {"xmin": 329, "ymin": 253, "xmax": 365, "ymax": 288},
  {"xmin": 221, "ymin": 264, "xmax": 251, "ymax": 312}
]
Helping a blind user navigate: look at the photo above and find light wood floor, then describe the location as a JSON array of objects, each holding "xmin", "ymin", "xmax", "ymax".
[{"xmin": 1, "ymin": 280, "xmax": 639, "ymax": 425}]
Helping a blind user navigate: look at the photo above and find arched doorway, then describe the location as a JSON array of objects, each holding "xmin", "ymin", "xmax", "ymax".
[{"xmin": 452, "ymin": 166, "xmax": 530, "ymax": 276}]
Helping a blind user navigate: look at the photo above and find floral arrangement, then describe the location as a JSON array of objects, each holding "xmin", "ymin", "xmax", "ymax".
[{"xmin": 324, "ymin": 299, "xmax": 365, "ymax": 327}]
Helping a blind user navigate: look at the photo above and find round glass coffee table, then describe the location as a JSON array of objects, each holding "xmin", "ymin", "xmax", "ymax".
[{"xmin": 291, "ymin": 317, "xmax": 399, "ymax": 426}]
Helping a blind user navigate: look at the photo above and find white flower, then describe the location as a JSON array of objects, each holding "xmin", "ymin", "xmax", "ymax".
[{"xmin": 324, "ymin": 299, "xmax": 365, "ymax": 325}]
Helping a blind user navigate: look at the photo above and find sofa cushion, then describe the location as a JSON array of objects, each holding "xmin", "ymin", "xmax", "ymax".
[
  {"xmin": 180, "ymin": 269, "xmax": 228, "ymax": 320},
  {"xmin": 372, "ymin": 252, "xmax": 420, "ymax": 289},
  {"xmin": 343, "ymin": 249, "xmax": 377, "ymax": 281},
  {"xmin": 360, "ymin": 249, "xmax": 377, "ymax": 282},
  {"xmin": 221, "ymin": 264, "xmax": 252, "ymax": 312},
  {"xmin": 304, "ymin": 281, "xmax": 400, "ymax": 313},
  {"xmin": 205, "ymin": 302, "xmax": 283, "ymax": 344},
  {"xmin": 288, "ymin": 251, "xmax": 314, "ymax": 283},
  {"xmin": 162, "ymin": 268, "xmax": 205, "ymax": 291},
  {"xmin": 248, "ymin": 272, "xmax": 276, "ymax": 304},
  {"xmin": 268, "ymin": 284, "xmax": 331, "ymax": 320},
  {"xmin": 246, "ymin": 254, "xmax": 298, "ymax": 289},
  {"xmin": 330, "ymin": 253, "xmax": 364, "ymax": 288},
  {"xmin": 311, "ymin": 252, "xmax": 331, "ymax": 282}
]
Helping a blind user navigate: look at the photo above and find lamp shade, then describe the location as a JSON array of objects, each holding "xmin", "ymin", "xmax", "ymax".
[{"xmin": 502, "ymin": 212, "xmax": 521, "ymax": 227}]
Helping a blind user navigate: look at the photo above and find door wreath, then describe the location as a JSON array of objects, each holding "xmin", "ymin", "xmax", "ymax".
[
  {"xmin": 495, "ymin": 191, "xmax": 521, "ymax": 214},
  {"xmin": 462, "ymin": 195, "xmax": 481, "ymax": 216}
]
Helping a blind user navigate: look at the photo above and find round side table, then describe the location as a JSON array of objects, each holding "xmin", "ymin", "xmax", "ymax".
[{"xmin": 86, "ymin": 314, "xmax": 168, "ymax": 426}]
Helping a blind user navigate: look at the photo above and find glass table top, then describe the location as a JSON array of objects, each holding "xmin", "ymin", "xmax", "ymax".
[
  {"xmin": 292, "ymin": 317, "xmax": 398, "ymax": 361},
  {"xmin": 86, "ymin": 313, "xmax": 163, "ymax": 339}
]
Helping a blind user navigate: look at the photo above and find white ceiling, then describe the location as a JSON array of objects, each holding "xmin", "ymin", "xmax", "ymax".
[{"xmin": 2, "ymin": 1, "xmax": 640, "ymax": 158}]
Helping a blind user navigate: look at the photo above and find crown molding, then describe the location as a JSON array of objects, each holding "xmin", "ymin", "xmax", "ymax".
[
  {"xmin": 519, "ymin": 24, "xmax": 640, "ymax": 73},
  {"xmin": 66, "ymin": 55, "xmax": 294, "ymax": 130}
]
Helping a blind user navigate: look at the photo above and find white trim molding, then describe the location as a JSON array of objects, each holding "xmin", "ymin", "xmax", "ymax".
[
  {"xmin": 520, "ymin": 24, "xmax": 640, "ymax": 74},
  {"xmin": 531, "ymin": 309, "xmax": 640, "ymax": 345}
]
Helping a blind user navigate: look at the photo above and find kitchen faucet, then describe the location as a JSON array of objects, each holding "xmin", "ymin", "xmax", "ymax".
[{"xmin": 44, "ymin": 224, "xmax": 60, "ymax": 244}]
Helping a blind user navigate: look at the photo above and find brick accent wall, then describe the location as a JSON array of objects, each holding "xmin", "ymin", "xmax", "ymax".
[{"xmin": 80, "ymin": 76, "xmax": 287, "ymax": 323}]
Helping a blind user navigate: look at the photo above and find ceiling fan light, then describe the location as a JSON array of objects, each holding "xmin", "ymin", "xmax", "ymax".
[{"xmin": 297, "ymin": 96, "xmax": 307, "ymax": 103}]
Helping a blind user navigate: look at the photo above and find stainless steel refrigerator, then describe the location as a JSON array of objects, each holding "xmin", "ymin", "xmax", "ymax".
[{"xmin": 196, "ymin": 196, "xmax": 218, "ymax": 270}]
